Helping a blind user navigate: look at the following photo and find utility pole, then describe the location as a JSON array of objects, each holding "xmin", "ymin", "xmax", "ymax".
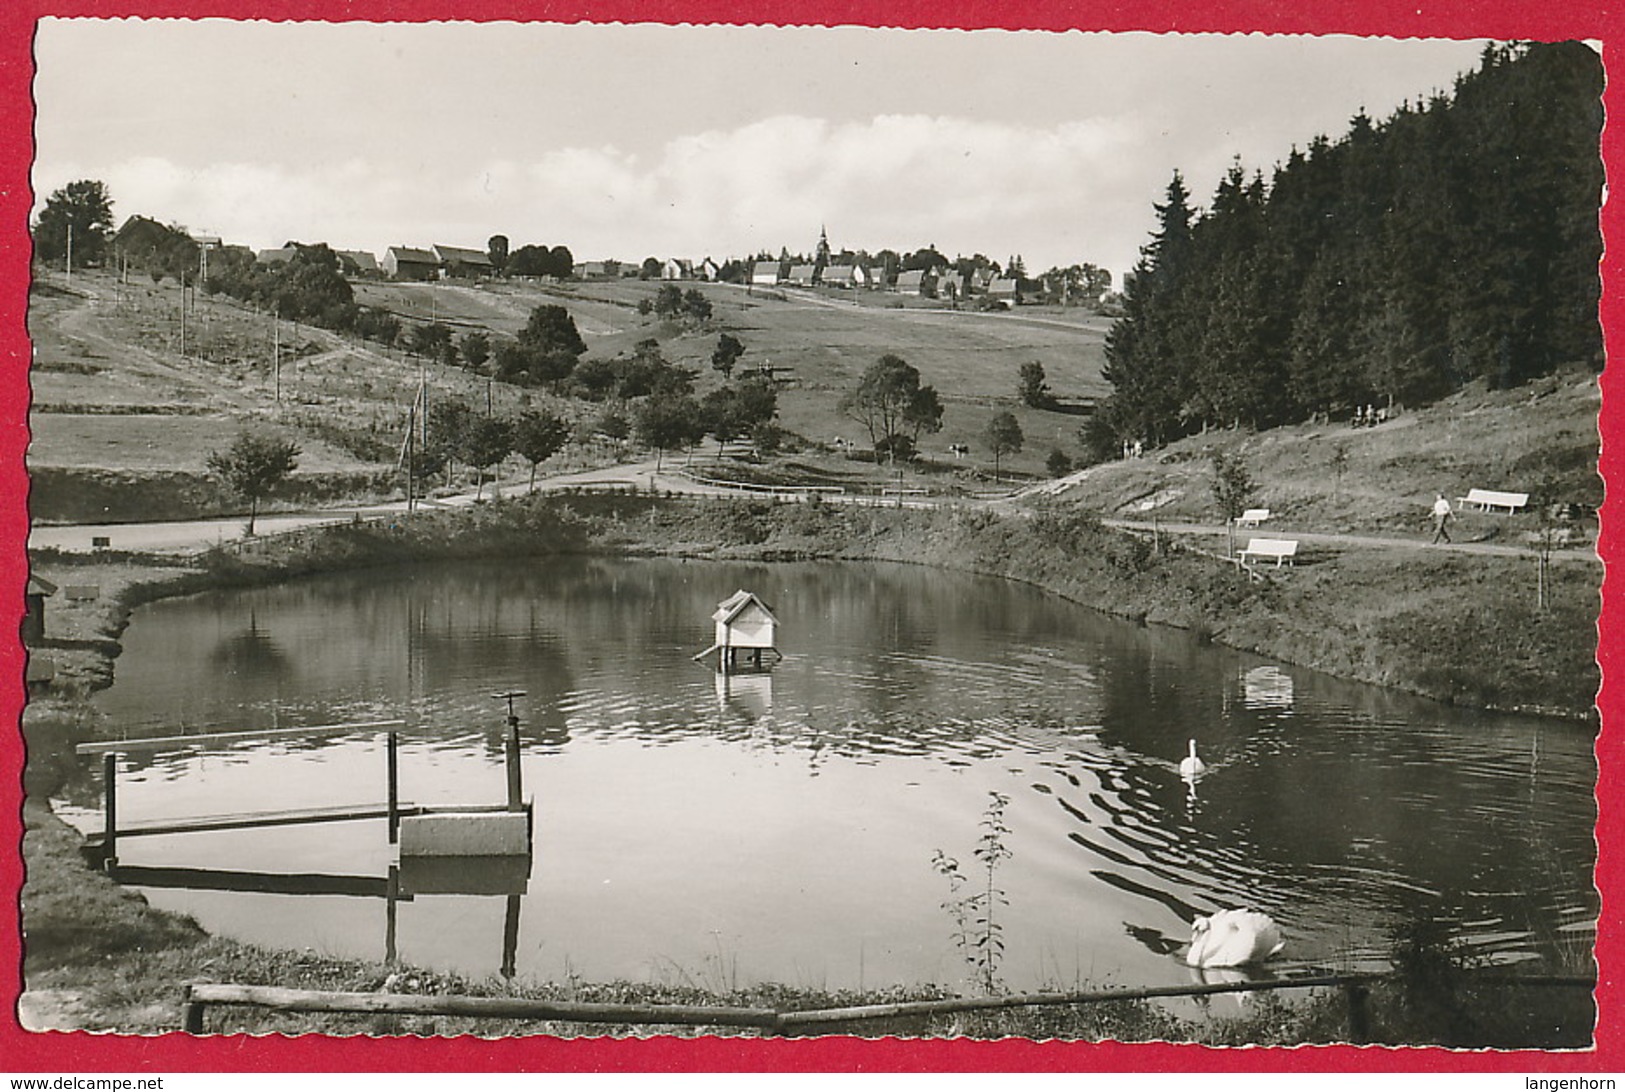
[
  {"xmin": 273, "ymin": 305, "xmax": 281, "ymax": 404},
  {"xmin": 65, "ymin": 222, "xmax": 72, "ymax": 285}
]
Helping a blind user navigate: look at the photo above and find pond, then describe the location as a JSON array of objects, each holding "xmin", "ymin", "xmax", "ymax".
[{"xmin": 62, "ymin": 557, "xmax": 1596, "ymax": 996}]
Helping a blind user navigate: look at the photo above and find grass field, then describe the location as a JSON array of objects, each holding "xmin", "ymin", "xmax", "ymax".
[
  {"xmin": 26, "ymin": 266, "xmax": 1600, "ymax": 526},
  {"xmin": 354, "ymin": 275, "xmax": 1113, "ymax": 476}
]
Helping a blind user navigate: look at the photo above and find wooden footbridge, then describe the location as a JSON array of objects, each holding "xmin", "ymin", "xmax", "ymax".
[
  {"xmin": 78, "ymin": 703, "xmax": 538, "ymax": 975},
  {"xmin": 77, "ymin": 708, "xmax": 533, "ymax": 867}
]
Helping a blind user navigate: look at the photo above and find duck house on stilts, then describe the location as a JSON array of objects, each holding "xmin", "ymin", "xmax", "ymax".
[{"xmin": 695, "ymin": 590, "xmax": 782, "ymax": 672}]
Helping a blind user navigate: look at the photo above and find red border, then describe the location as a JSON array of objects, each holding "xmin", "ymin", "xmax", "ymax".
[{"xmin": 2, "ymin": 0, "xmax": 1618, "ymax": 1074}]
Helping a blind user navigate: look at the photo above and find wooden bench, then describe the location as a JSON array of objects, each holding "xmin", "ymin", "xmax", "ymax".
[
  {"xmin": 1237, "ymin": 538, "xmax": 1298, "ymax": 567},
  {"xmin": 1457, "ymin": 488, "xmax": 1529, "ymax": 514},
  {"xmin": 1236, "ymin": 508, "xmax": 1271, "ymax": 528}
]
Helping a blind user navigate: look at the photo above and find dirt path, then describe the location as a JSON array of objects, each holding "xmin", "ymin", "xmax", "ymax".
[
  {"xmin": 1104, "ymin": 517, "xmax": 1600, "ymax": 564},
  {"xmin": 48, "ymin": 285, "xmax": 257, "ymax": 410},
  {"xmin": 29, "ymin": 448, "xmax": 1599, "ymax": 563}
]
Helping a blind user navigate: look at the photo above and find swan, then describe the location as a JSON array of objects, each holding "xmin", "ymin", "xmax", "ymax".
[
  {"xmin": 1185, "ymin": 909, "xmax": 1285, "ymax": 968},
  {"xmin": 1178, "ymin": 739, "xmax": 1207, "ymax": 779}
]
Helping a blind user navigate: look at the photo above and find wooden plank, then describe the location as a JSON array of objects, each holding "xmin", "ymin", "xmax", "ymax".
[
  {"xmin": 108, "ymin": 863, "xmax": 402, "ymax": 899},
  {"xmin": 184, "ymin": 984, "xmax": 782, "ymax": 1029},
  {"xmin": 77, "ymin": 719, "xmax": 406, "ymax": 755},
  {"xmin": 85, "ymin": 801, "xmax": 424, "ymax": 841},
  {"xmin": 85, "ymin": 800, "xmax": 517, "ymax": 843}
]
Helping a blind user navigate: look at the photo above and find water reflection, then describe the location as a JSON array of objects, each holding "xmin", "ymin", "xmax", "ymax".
[{"xmin": 68, "ymin": 558, "xmax": 1596, "ymax": 992}]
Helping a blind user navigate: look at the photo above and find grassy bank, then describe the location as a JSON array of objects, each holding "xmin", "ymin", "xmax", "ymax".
[{"xmin": 20, "ymin": 492, "xmax": 1598, "ymax": 1041}]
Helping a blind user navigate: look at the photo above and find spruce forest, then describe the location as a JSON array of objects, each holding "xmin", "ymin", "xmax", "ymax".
[{"xmin": 1096, "ymin": 41, "xmax": 1603, "ymax": 451}]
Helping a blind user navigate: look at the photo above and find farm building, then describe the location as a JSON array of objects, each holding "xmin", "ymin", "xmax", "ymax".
[
  {"xmin": 786, "ymin": 264, "xmax": 818, "ymax": 286},
  {"xmin": 384, "ymin": 246, "xmax": 441, "ymax": 280},
  {"xmin": 433, "ymin": 244, "xmax": 494, "ymax": 279},
  {"xmin": 574, "ymin": 260, "xmax": 621, "ymax": 279},
  {"xmin": 696, "ymin": 258, "xmax": 721, "ymax": 281},
  {"xmin": 255, "ymin": 247, "xmax": 299, "ymax": 266},
  {"xmin": 751, "ymin": 261, "xmax": 782, "ymax": 287},
  {"xmin": 894, "ymin": 269, "xmax": 929, "ymax": 295},
  {"xmin": 662, "ymin": 258, "xmax": 694, "ymax": 280},
  {"xmin": 709, "ymin": 590, "xmax": 781, "ymax": 671},
  {"xmin": 822, "ymin": 264, "xmax": 857, "ymax": 288},
  {"xmin": 337, "ymin": 250, "xmax": 380, "ymax": 276},
  {"xmin": 986, "ymin": 278, "xmax": 1019, "ymax": 306}
]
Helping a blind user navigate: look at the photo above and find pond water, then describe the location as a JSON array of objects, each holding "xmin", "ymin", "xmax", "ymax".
[{"xmin": 65, "ymin": 557, "xmax": 1597, "ymax": 995}]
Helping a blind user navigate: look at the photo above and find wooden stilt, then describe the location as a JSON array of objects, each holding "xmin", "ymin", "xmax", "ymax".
[
  {"xmin": 182, "ymin": 984, "xmax": 205, "ymax": 1034},
  {"xmin": 386, "ymin": 732, "xmax": 400, "ymax": 844},
  {"xmin": 505, "ymin": 717, "xmax": 523, "ymax": 812},
  {"xmin": 102, "ymin": 752, "xmax": 118, "ymax": 868},
  {"xmin": 385, "ymin": 865, "xmax": 400, "ymax": 965},
  {"xmin": 501, "ymin": 893, "xmax": 521, "ymax": 979}
]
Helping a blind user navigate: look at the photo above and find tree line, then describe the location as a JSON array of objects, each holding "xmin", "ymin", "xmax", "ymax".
[{"xmin": 1095, "ymin": 41, "xmax": 1603, "ymax": 457}]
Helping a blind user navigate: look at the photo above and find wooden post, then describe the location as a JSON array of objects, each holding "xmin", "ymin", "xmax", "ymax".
[
  {"xmin": 495, "ymin": 691, "xmax": 527, "ymax": 812},
  {"xmin": 182, "ymin": 984, "xmax": 205, "ymax": 1034},
  {"xmin": 385, "ymin": 866, "xmax": 400, "ymax": 965},
  {"xmin": 1344, "ymin": 980, "xmax": 1371, "ymax": 1044},
  {"xmin": 102, "ymin": 752, "xmax": 118, "ymax": 867},
  {"xmin": 505, "ymin": 716, "xmax": 523, "ymax": 811},
  {"xmin": 386, "ymin": 732, "xmax": 400, "ymax": 844},
  {"xmin": 501, "ymin": 893, "xmax": 521, "ymax": 979}
]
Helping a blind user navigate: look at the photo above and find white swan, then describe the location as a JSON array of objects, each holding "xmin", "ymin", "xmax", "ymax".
[
  {"xmin": 1178, "ymin": 739, "xmax": 1207, "ymax": 779},
  {"xmin": 1185, "ymin": 909, "xmax": 1285, "ymax": 968}
]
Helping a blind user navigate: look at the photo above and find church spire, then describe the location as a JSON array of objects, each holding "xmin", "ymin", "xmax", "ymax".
[{"xmin": 815, "ymin": 225, "xmax": 831, "ymax": 266}]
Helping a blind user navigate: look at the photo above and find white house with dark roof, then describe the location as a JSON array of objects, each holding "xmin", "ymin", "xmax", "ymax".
[{"xmin": 697, "ymin": 258, "xmax": 721, "ymax": 281}]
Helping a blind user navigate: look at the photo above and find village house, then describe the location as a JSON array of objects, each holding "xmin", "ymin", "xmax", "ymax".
[
  {"xmin": 985, "ymin": 277, "xmax": 1019, "ymax": 307},
  {"xmin": 662, "ymin": 258, "xmax": 694, "ymax": 280},
  {"xmin": 383, "ymin": 246, "xmax": 441, "ymax": 280},
  {"xmin": 432, "ymin": 244, "xmax": 494, "ymax": 280},
  {"xmin": 821, "ymin": 264, "xmax": 858, "ymax": 288},
  {"xmin": 573, "ymin": 260, "xmax": 621, "ymax": 279},
  {"xmin": 696, "ymin": 258, "xmax": 721, "ymax": 281},
  {"xmin": 255, "ymin": 247, "xmax": 299, "ymax": 266},
  {"xmin": 894, "ymin": 269, "xmax": 930, "ymax": 295},
  {"xmin": 786, "ymin": 263, "xmax": 818, "ymax": 286},
  {"xmin": 751, "ymin": 261, "xmax": 782, "ymax": 287},
  {"xmin": 336, "ymin": 250, "xmax": 380, "ymax": 277}
]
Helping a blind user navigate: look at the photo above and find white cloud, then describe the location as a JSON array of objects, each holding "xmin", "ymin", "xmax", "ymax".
[
  {"xmin": 31, "ymin": 110, "xmax": 1263, "ymax": 279},
  {"xmin": 479, "ymin": 113, "xmax": 1151, "ymax": 272}
]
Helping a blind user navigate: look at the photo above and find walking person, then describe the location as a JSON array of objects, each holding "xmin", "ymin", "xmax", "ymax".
[{"xmin": 1431, "ymin": 492, "xmax": 1454, "ymax": 544}]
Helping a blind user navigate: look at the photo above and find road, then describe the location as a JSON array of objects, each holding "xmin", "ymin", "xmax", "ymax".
[{"xmin": 26, "ymin": 449, "xmax": 1600, "ymax": 565}]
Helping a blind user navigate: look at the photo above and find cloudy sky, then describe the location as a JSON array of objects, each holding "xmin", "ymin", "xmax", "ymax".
[{"xmin": 32, "ymin": 20, "xmax": 1492, "ymax": 283}]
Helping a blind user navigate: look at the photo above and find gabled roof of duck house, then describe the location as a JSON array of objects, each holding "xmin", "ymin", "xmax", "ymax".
[{"xmin": 712, "ymin": 590, "xmax": 777, "ymax": 627}]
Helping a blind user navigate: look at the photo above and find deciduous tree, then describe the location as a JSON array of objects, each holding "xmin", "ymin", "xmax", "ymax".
[
  {"xmin": 985, "ymin": 412, "xmax": 1025, "ymax": 481},
  {"xmin": 34, "ymin": 179, "xmax": 114, "ymax": 267},
  {"xmin": 206, "ymin": 431, "xmax": 301, "ymax": 535}
]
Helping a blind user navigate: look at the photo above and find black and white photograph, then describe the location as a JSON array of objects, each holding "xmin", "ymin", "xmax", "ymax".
[{"xmin": 17, "ymin": 18, "xmax": 1604, "ymax": 1050}]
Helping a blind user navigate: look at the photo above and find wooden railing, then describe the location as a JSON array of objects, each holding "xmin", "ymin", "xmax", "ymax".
[{"xmin": 180, "ymin": 973, "xmax": 1595, "ymax": 1037}]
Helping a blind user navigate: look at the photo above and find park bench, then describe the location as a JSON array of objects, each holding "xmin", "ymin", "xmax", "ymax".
[
  {"xmin": 1457, "ymin": 488, "xmax": 1528, "ymax": 514},
  {"xmin": 1237, "ymin": 538, "xmax": 1298, "ymax": 567},
  {"xmin": 1236, "ymin": 508, "xmax": 1271, "ymax": 528}
]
